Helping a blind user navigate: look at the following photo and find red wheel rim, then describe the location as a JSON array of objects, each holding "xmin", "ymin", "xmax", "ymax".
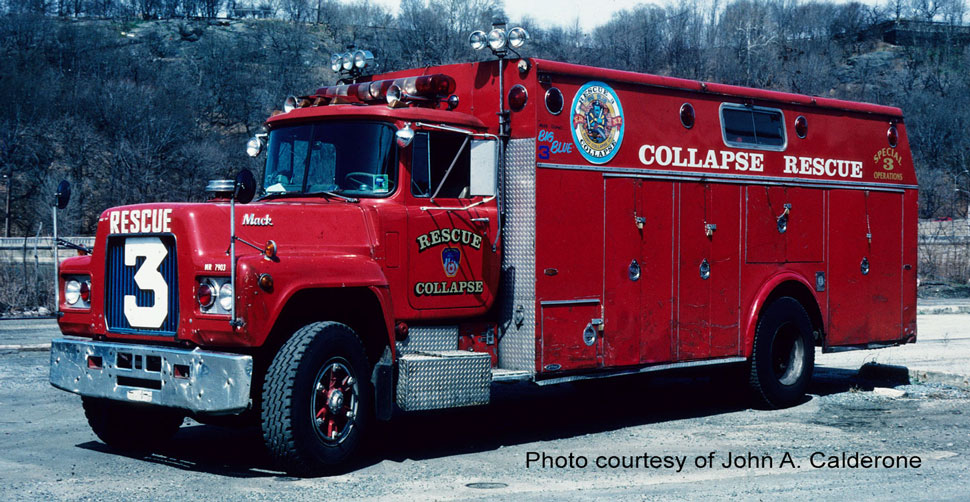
[{"xmin": 310, "ymin": 358, "xmax": 359, "ymax": 445}]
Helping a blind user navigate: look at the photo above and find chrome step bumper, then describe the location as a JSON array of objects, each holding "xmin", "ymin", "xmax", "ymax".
[{"xmin": 50, "ymin": 337, "xmax": 253, "ymax": 414}]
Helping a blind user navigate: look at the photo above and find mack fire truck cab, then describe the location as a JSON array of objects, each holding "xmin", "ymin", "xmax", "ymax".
[{"xmin": 50, "ymin": 46, "xmax": 917, "ymax": 475}]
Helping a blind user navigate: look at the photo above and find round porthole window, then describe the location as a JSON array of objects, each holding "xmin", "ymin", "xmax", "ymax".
[
  {"xmin": 794, "ymin": 115, "xmax": 807, "ymax": 138},
  {"xmin": 680, "ymin": 103, "xmax": 695, "ymax": 129},
  {"xmin": 545, "ymin": 87, "xmax": 564, "ymax": 115}
]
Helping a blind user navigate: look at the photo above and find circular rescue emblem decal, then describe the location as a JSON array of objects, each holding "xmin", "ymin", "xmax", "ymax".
[{"xmin": 570, "ymin": 81, "xmax": 624, "ymax": 164}]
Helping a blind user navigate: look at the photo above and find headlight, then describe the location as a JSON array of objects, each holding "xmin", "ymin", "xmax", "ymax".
[
  {"xmin": 353, "ymin": 50, "xmax": 373, "ymax": 69},
  {"xmin": 283, "ymin": 95, "xmax": 298, "ymax": 113},
  {"xmin": 487, "ymin": 28, "xmax": 507, "ymax": 51},
  {"xmin": 65, "ymin": 280, "xmax": 81, "ymax": 305},
  {"xmin": 508, "ymin": 27, "xmax": 529, "ymax": 48},
  {"xmin": 218, "ymin": 283, "xmax": 234, "ymax": 311},
  {"xmin": 246, "ymin": 136, "xmax": 262, "ymax": 157},
  {"xmin": 468, "ymin": 30, "xmax": 487, "ymax": 50},
  {"xmin": 330, "ymin": 53, "xmax": 341, "ymax": 72},
  {"xmin": 341, "ymin": 52, "xmax": 354, "ymax": 71}
]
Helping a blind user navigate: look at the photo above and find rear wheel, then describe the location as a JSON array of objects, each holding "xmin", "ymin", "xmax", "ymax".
[
  {"xmin": 261, "ymin": 322, "xmax": 373, "ymax": 476},
  {"xmin": 749, "ymin": 297, "xmax": 815, "ymax": 408},
  {"xmin": 82, "ymin": 397, "xmax": 184, "ymax": 451}
]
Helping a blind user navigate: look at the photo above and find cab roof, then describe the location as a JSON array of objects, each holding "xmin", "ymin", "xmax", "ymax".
[{"xmin": 265, "ymin": 102, "xmax": 487, "ymax": 130}]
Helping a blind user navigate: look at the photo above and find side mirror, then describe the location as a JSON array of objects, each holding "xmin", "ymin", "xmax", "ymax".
[
  {"xmin": 469, "ymin": 140, "xmax": 497, "ymax": 197},
  {"xmin": 55, "ymin": 180, "xmax": 71, "ymax": 209},
  {"xmin": 234, "ymin": 169, "xmax": 257, "ymax": 204}
]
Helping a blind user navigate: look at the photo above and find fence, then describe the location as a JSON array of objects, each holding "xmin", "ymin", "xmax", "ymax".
[
  {"xmin": 0, "ymin": 222, "xmax": 967, "ymax": 313},
  {"xmin": 0, "ymin": 237, "xmax": 95, "ymax": 313}
]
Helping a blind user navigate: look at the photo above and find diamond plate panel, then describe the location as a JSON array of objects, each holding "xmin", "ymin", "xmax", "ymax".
[
  {"xmin": 497, "ymin": 139, "xmax": 537, "ymax": 372},
  {"xmin": 396, "ymin": 351, "xmax": 491, "ymax": 411},
  {"xmin": 395, "ymin": 325, "xmax": 459, "ymax": 354}
]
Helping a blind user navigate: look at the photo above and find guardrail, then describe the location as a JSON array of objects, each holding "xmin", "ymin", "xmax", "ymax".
[{"xmin": 0, "ymin": 237, "xmax": 95, "ymax": 264}]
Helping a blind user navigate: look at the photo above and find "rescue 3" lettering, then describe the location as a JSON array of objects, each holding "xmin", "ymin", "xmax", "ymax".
[{"xmin": 109, "ymin": 209, "xmax": 172, "ymax": 234}]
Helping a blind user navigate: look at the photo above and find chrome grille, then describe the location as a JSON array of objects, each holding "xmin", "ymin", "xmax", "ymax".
[{"xmin": 104, "ymin": 235, "xmax": 179, "ymax": 335}]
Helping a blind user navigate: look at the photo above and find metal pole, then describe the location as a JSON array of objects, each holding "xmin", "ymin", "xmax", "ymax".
[
  {"xmin": 230, "ymin": 196, "xmax": 237, "ymax": 327},
  {"xmin": 4, "ymin": 171, "xmax": 10, "ymax": 237},
  {"xmin": 52, "ymin": 205, "xmax": 58, "ymax": 314},
  {"xmin": 493, "ymin": 55, "xmax": 507, "ymax": 252}
]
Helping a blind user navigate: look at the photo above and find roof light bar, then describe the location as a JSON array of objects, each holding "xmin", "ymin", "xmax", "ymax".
[
  {"xmin": 313, "ymin": 74, "xmax": 456, "ymax": 107},
  {"xmin": 330, "ymin": 48, "xmax": 375, "ymax": 78},
  {"xmin": 469, "ymin": 22, "xmax": 529, "ymax": 55}
]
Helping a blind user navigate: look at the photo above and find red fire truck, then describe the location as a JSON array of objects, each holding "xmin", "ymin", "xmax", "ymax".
[{"xmin": 49, "ymin": 25, "xmax": 917, "ymax": 475}]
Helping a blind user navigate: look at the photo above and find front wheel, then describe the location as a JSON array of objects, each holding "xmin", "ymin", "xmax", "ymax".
[
  {"xmin": 748, "ymin": 297, "xmax": 815, "ymax": 408},
  {"xmin": 261, "ymin": 322, "xmax": 373, "ymax": 476}
]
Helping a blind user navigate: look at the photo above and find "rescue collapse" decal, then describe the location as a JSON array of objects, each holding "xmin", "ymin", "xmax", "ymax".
[
  {"xmin": 413, "ymin": 228, "xmax": 485, "ymax": 297},
  {"xmin": 571, "ymin": 81, "xmax": 624, "ymax": 164}
]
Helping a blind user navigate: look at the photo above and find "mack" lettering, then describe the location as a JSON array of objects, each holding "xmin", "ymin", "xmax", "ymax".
[{"xmin": 242, "ymin": 213, "xmax": 273, "ymax": 226}]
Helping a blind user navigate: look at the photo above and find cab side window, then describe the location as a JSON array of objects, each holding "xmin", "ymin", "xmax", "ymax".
[{"xmin": 411, "ymin": 131, "xmax": 471, "ymax": 198}]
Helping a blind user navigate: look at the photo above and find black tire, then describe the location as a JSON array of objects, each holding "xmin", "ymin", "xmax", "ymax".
[
  {"xmin": 82, "ymin": 397, "xmax": 184, "ymax": 451},
  {"xmin": 261, "ymin": 322, "xmax": 373, "ymax": 476},
  {"xmin": 749, "ymin": 296, "xmax": 815, "ymax": 409}
]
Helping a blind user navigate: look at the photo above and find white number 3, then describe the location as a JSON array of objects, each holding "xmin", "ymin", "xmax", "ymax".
[{"xmin": 123, "ymin": 237, "xmax": 169, "ymax": 329}]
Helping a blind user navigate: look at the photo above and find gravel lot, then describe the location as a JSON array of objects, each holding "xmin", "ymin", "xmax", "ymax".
[{"xmin": 1, "ymin": 346, "xmax": 968, "ymax": 501}]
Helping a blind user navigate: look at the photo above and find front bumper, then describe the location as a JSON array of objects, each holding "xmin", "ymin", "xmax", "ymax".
[{"xmin": 50, "ymin": 338, "xmax": 253, "ymax": 414}]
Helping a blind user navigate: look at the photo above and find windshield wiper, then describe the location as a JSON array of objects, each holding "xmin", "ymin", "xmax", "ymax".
[
  {"xmin": 258, "ymin": 191, "xmax": 358, "ymax": 203},
  {"xmin": 312, "ymin": 190, "xmax": 359, "ymax": 203}
]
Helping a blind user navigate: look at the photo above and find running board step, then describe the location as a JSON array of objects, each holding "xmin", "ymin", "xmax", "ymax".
[
  {"xmin": 396, "ymin": 351, "xmax": 490, "ymax": 412},
  {"xmin": 491, "ymin": 368, "xmax": 533, "ymax": 382}
]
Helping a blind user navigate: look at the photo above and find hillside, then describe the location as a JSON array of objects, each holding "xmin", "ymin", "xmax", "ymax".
[{"xmin": 0, "ymin": 3, "xmax": 968, "ymax": 240}]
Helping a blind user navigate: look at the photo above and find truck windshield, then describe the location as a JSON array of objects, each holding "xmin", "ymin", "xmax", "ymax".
[{"xmin": 262, "ymin": 121, "xmax": 396, "ymax": 197}]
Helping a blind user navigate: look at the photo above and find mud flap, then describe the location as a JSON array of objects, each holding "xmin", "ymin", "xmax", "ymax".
[{"xmin": 372, "ymin": 347, "xmax": 394, "ymax": 421}]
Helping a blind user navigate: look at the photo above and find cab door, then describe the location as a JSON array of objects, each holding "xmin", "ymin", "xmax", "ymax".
[{"xmin": 405, "ymin": 130, "xmax": 500, "ymax": 310}]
